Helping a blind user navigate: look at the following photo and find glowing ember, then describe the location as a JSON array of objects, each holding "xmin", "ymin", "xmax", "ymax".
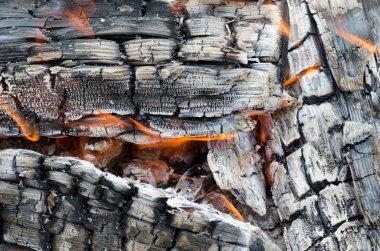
[
  {"xmin": 0, "ymin": 99, "xmax": 39, "ymax": 142},
  {"xmin": 205, "ymin": 192, "xmax": 245, "ymax": 222},
  {"xmin": 334, "ymin": 26, "xmax": 378, "ymax": 54},
  {"xmin": 278, "ymin": 19, "xmax": 291, "ymax": 39},
  {"xmin": 136, "ymin": 134, "xmax": 236, "ymax": 149},
  {"xmin": 284, "ymin": 65, "xmax": 322, "ymax": 88}
]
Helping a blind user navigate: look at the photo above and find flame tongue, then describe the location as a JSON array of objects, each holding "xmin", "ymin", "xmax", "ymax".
[
  {"xmin": 0, "ymin": 97, "xmax": 39, "ymax": 142},
  {"xmin": 334, "ymin": 26, "xmax": 378, "ymax": 54},
  {"xmin": 284, "ymin": 65, "xmax": 322, "ymax": 88},
  {"xmin": 204, "ymin": 192, "xmax": 245, "ymax": 222}
]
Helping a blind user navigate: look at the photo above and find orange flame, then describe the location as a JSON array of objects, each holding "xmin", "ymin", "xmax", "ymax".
[
  {"xmin": 206, "ymin": 192, "xmax": 245, "ymax": 222},
  {"xmin": 0, "ymin": 99, "xmax": 39, "ymax": 141},
  {"xmin": 61, "ymin": 1, "xmax": 95, "ymax": 38},
  {"xmin": 129, "ymin": 117, "xmax": 236, "ymax": 148},
  {"xmin": 334, "ymin": 26, "xmax": 378, "ymax": 54},
  {"xmin": 279, "ymin": 19, "xmax": 291, "ymax": 39},
  {"xmin": 220, "ymin": 195, "xmax": 245, "ymax": 222},
  {"xmin": 284, "ymin": 65, "xmax": 321, "ymax": 88}
]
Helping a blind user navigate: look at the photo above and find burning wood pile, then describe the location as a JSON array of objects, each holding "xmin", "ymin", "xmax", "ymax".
[{"xmin": 0, "ymin": 0, "xmax": 379, "ymax": 250}]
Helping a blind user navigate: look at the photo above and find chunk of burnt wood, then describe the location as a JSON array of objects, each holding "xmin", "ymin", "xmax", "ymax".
[
  {"xmin": 207, "ymin": 131, "xmax": 267, "ymax": 215},
  {"xmin": 298, "ymin": 102, "xmax": 343, "ymax": 160},
  {"xmin": 2, "ymin": 64, "xmax": 60, "ymax": 121},
  {"xmin": 125, "ymin": 217, "xmax": 155, "ymax": 245},
  {"xmin": 284, "ymin": 196, "xmax": 325, "ymax": 250},
  {"xmin": 178, "ymin": 37, "xmax": 248, "ymax": 64},
  {"xmin": 287, "ymin": 1, "xmax": 313, "ymax": 48},
  {"xmin": 127, "ymin": 197, "xmax": 164, "ymax": 223},
  {"xmin": 69, "ymin": 160, "xmax": 103, "ymax": 184},
  {"xmin": 173, "ymin": 231, "xmax": 219, "ymax": 251},
  {"xmin": 185, "ymin": 17, "xmax": 227, "ymax": 38},
  {"xmin": 335, "ymin": 221, "xmax": 380, "ymax": 250},
  {"xmin": 49, "ymin": 17, "xmax": 179, "ymax": 41},
  {"xmin": 287, "ymin": 36, "xmax": 322, "ymax": 77},
  {"xmin": 346, "ymin": 136, "xmax": 380, "ymax": 225},
  {"xmin": 343, "ymin": 121, "xmax": 374, "ymax": 146},
  {"xmin": 167, "ymin": 197, "xmax": 281, "ymax": 251},
  {"xmin": 302, "ymin": 143, "xmax": 339, "ymax": 186},
  {"xmin": 52, "ymin": 222, "xmax": 89, "ymax": 251},
  {"xmin": 27, "ymin": 39, "xmax": 122, "ymax": 65},
  {"xmin": 1, "ymin": 206, "xmax": 43, "ymax": 230},
  {"xmin": 53, "ymin": 195, "xmax": 84, "ymax": 224},
  {"xmin": 272, "ymin": 104, "xmax": 301, "ymax": 148},
  {"xmin": 3, "ymin": 223, "xmax": 50, "ymax": 251},
  {"xmin": 124, "ymin": 39, "xmax": 177, "ymax": 65},
  {"xmin": 234, "ymin": 21, "xmax": 282, "ymax": 62},
  {"xmin": 307, "ymin": 0, "xmax": 373, "ymax": 91},
  {"xmin": 153, "ymin": 224, "xmax": 174, "ymax": 248},
  {"xmin": 101, "ymin": 172, "xmax": 132, "ymax": 195},
  {"xmin": 312, "ymin": 236, "xmax": 340, "ymax": 250},
  {"xmin": 47, "ymin": 171, "xmax": 75, "ymax": 193},
  {"xmin": 299, "ymin": 71, "xmax": 334, "ymax": 99},
  {"xmin": 136, "ymin": 64, "xmax": 281, "ymax": 117},
  {"xmin": 78, "ymin": 179, "xmax": 101, "ymax": 199},
  {"xmin": 286, "ymin": 148, "xmax": 311, "ymax": 198},
  {"xmin": 0, "ymin": 181, "xmax": 21, "ymax": 206},
  {"xmin": 317, "ymin": 183, "xmax": 359, "ymax": 228},
  {"xmin": 51, "ymin": 65, "xmax": 134, "ymax": 121}
]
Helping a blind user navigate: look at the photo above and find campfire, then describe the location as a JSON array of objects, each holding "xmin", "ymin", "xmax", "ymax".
[{"xmin": 0, "ymin": 0, "xmax": 379, "ymax": 250}]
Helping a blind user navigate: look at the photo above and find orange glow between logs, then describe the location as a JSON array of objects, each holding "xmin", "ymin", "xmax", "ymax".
[
  {"xmin": 0, "ymin": 100, "xmax": 39, "ymax": 142},
  {"xmin": 284, "ymin": 65, "xmax": 321, "ymax": 88}
]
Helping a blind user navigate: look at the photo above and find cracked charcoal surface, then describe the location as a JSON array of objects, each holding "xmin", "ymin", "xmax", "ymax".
[{"xmin": 0, "ymin": 0, "xmax": 380, "ymax": 250}]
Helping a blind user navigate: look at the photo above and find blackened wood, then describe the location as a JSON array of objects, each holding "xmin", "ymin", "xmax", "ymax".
[{"xmin": 0, "ymin": 149, "xmax": 281, "ymax": 251}]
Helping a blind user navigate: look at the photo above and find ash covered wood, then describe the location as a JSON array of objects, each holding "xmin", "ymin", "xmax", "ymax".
[
  {"xmin": 0, "ymin": 149, "xmax": 281, "ymax": 251},
  {"xmin": 0, "ymin": 0, "xmax": 380, "ymax": 250}
]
